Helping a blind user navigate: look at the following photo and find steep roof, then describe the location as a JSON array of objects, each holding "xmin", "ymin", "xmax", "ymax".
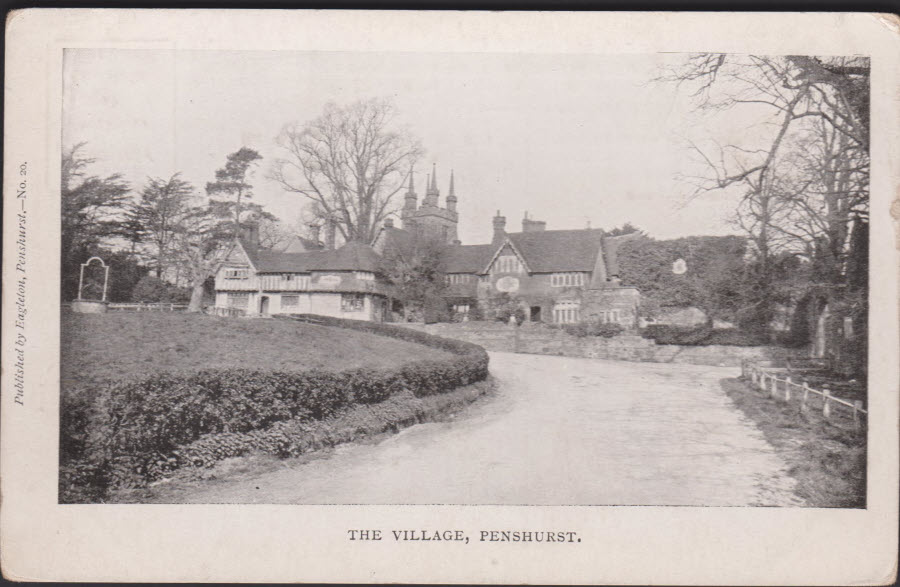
[
  {"xmin": 601, "ymin": 232, "xmax": 642, "ymax": 277},
  {"xmin": 507, "ymin": 229, "xmax": 606, "ymax": 273},
  {"xmin": 252, "ymin": 240, "xmax": 382, "ymax": 273},
  {"xmin": 444, "ymin": 244, "xmax": 496, "ymax": 274}
]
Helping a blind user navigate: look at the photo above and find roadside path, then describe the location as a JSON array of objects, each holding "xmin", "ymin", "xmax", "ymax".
[{"xmin": 154, "ymin": 352, "xmax": 803, "ymax": 506}]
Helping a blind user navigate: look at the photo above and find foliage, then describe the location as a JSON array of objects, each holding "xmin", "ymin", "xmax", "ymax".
[
  {"xmin": 271, "ymin": 98, "xmax": 424, "ymax": 244},
  {"xmin": 206, "ymin": 147, "xmax": 263, "ymax": 236},
  {"xmin": 127, "ymin": 173, "xmax": 195, "ymax": 278},
  {"xmin": 617, "ymin": 235, "xmax": 748, "ymax": 324},
  {"xmin": 604, "ymin": 222, "xmax": 644, "ymax": 237},
  {"xmin": 563, "ymin": 321, "xmax": 625, "ymax": 338},
  {"xmin": 641, "ymin": 325, "xmax": 769, "ymax": 346},
  {"xmin": 61, "ymin": 144, "xmax": 131, "ymax": 300},
  {"xmin": 130, "ymin": 275, "xmax": 171, "ymax": 303},
  {"xmin": 379, "ymin": 230, "xmax": 449, "ymax": 319}
]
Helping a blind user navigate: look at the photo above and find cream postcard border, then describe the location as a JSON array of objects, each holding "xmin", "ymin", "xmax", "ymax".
[{"xmin": 2, "ymin": 10, "xmax": 898, "ymax": 584}]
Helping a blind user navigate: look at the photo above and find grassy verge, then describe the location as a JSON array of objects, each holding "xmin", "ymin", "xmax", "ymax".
[
  {"xmin": 62, "ymin": 311, "xmax": 452, "ymax": 391},
  {"xmin": 720, "ymin": 377, "xmax": 866, "ymax": 508},
  {"xmin": 111, "ymin": 376, "xmax": 496, "ymax": 504}
]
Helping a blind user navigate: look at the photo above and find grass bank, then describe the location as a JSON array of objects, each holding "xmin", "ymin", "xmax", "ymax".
[
  {"xmin": 720, "ymin": 377, "xmax": 866, "ymax": 508},
  {"xmin": 62, "ymin": 311, "xmax": 452, "ymax": 391}
]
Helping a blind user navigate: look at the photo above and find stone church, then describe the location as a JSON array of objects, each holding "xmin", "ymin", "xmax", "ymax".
[{"xmin": 375, "ymin": 165, "xmax": 642, "ymax": 327}]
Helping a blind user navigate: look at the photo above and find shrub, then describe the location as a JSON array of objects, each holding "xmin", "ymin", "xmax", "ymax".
[
  {"xmin": 130, "ymin": 275, "xmax": 170, "ymax": 303},
  {"xmin": 641, "ymin": 325, "xmax": 769, "ymax": 346},
  {"xmin": 563, "ymin": 321, "xmax": 625, "ymax": 338}
]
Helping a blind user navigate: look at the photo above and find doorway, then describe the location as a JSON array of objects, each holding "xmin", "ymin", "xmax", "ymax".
[
  {"xmin": 260, "ymin": 296, "xmax": 270, "ymax": 316},
  {"xmin": 530, "ymin": 306, "xmax": 542, "ymax": 322}
]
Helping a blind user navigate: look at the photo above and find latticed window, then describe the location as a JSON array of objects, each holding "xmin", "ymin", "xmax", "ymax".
[
  {"xmin": 448, "ymin": 274, "xmax": 474, "ymax": 285},
  {"xmin": 354, "ymin": 271, "xmax": 375, "ymax": 281},
  {"xmin": 492, "ymin": 255, "xmax": 523, "ymax": 274},
  {"xmin": 341, "ymin": 293, "xmax": 365, "ymax": 312},
  {"xmin": 551, "ymin": 272, "xmax": 585, "ymax": 287},
  {"xmin": 553, "ymin": 301, "xmax": 581, "ymax": 324},
  {"xmin": 227, "ymin": 293, "xmax": 249, "ymax": 308},
  {"xmin": 224, "ymin": 268, "xmax": 248, "ymax": 280}
]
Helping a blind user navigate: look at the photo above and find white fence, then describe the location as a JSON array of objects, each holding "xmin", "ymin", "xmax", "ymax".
[
  {"xmin": 206, "ymin": 306, "xmax": 246, "ymax": 318},
  {"xmin": 741, "ymin": 360, "xmax": 866, "ymax": 429},
  {"xmin": 108, "ymin": 302, "xmax": 188, "ymax": 312}
]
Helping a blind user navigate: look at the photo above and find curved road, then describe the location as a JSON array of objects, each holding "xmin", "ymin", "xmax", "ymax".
[{"xmin": 156, "ymin": 352, "xmax": 803, "ymax": 506}]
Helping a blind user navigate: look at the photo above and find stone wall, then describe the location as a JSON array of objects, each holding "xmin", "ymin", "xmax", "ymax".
[{"xmin": 399, "ymin": 322, "xmax": 803, "ymax": 367}]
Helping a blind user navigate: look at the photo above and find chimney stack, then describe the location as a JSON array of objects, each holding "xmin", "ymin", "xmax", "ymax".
[
  {"xmin": 241, "ymin": 222, "xmax": 260, "ymax": 248},
  {"xmin": 309, "ymin": 224, "xmax": 321, "ymax": 245},
  {"xmin": 384, "ymin": 217, "xmax": 394, "ymax": 229},
  {"xmin": 325, "ymin": 217, "xmax": 337, "ymax": 250},
  {"xmin": 492, "ymin": 210, "xmax": 507, "ymax": 245},
  {"xmin": 522, "ymin": 211, "xmax": 546, "ymax": 233}
]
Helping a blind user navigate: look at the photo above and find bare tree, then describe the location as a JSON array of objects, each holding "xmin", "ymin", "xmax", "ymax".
[
  {"xmin": 271, "ymin": 98, "xmax": 424, "ymax": 244},
  {"xmin": 170, "ymin": 203, "xmax": 235, "ymax": 313}
]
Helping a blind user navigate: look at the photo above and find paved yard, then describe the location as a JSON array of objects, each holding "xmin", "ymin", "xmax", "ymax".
[{"xmin": 160, "ymin": 352, "xmax": 803, "ymax": 506}]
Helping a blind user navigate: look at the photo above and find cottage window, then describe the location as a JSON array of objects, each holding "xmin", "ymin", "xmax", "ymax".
[
  {"xmin": 224, "ymin": 268, "xmax": 248, "ymax": 280},
  {"xmin": 453, "ymin": 304, "xmax": 470, "ymax": 315},
  {"xmin": 551, "ymin": 272, "xmax": 585, "ymax": 287},
  {"xmin": 553, "ymin": 301, "xmax": 581, "ymax": 324},
  {"xmin": 281, "ymin": 295, "xmax": 299, "ymax": 308},
  {"xmin": 492, "ymin": 254, "xmax": 522, "ymax": 274},
  {"xmin": 354, "ymin": 271, "xmax": 375, "ymax": 281},
  {"xmin": 341, "ymin": 293, "xmax": 365, "ymax": 312},
  {"xmin": 448, "ymin": 274, "xmax": 474, "ymax": 285},
  {"xmin": 227, "ymin": 293, "xmax": 249, "ymax": 308}
]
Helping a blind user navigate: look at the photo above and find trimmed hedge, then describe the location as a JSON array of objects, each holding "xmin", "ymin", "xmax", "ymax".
[
  {"xmin": 60, "ymin": 315, "xmax": 489, "ymax": 502},
  {"xmin": 641, "ymin": 325, "xmax": 769, "ymax": 346}
]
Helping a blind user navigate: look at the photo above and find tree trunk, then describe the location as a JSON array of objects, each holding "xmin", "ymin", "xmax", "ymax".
[{"xmin": 186, "ymin": 278, "xmax": 206, "ymax": 313}]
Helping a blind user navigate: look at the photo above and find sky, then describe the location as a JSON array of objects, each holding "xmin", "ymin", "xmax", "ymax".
[{"xmin": 62, "ymin": 49, "xmax": 765, "ymax": 245}]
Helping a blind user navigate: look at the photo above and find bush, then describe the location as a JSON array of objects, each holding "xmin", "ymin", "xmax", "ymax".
[
  {"xmin": 130, "ymin": 275, "xmax": 170, "ymax": 303},
  {"xmin": 61, "ymin": 314, "xmax": 490, "ymax": 501},
  {"xmin": 640, "ymin": 325, "xmax": 769, "ymax": 346},
  {"xmin": 563, "ymin": 321, "xmax": 625, "ymax": 338}
]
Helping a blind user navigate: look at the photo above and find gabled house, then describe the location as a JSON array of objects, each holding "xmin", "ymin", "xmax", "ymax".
[{"xmin": 214, "ymin": 228, "xmax": 389, "ymax": 321}]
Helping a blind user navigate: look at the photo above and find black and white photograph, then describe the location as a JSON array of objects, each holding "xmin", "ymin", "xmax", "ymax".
[
  {"xmin": 58, "ymin": 48, "xmax": 870, "ymax": 507},
  {"xmin": 3, "ymin": 10, "xmax": 898, "ymax": 585}
]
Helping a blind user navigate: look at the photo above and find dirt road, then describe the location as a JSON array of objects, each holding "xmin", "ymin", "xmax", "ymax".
[{"xmin": 156, "ymin": 352, "xmax": 803, "ymax": 506}]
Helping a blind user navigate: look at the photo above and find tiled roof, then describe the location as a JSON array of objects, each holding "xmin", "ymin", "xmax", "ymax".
[
  {"xmin": 444, "ymin": 244, "xmax": 496, "ymax": 274},
  {"xmin": 601, "ymin": 232, "xmax": 642, "ymax": 277},
  {"xmin": 507, "ymin": 229, "xmax": 606, "ymax": 273},
  {"xmin": 252, "ymin": 240, "xmax": 382, "ymax": 273}
]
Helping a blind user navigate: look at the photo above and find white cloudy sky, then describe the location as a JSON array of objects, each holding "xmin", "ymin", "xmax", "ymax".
[{"xmin": 63, "ymin": 49, "xmax": 765, "ymax": 245}]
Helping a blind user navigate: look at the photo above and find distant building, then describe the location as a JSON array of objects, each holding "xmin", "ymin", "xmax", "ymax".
[
  {"xmin": 214, "ymin": 225, "xmax": 389, "ymax": 321},
  {"xmin": 374, "ymin": 166, "xmax": 643, "ymax": 327}
]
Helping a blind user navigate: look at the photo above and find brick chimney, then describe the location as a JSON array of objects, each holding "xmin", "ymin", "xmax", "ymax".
[
  {"xmin": 492, "ymin": 210, "xmax": 506, "ymax": 245},
  {"xmin": 522, "ymin": 211, "xmax": 546, "ymax": 233},
  {"xmin": 241, "ymin": 222, "xmax": 260, "ymax": 248},
  {"xmin": 309, "ymin": 224, "xmax": 321, "ymax": 245},
  {"xmin": 325, "ymin": 218, "xmax": 336, "ymax": 250},
  {"xmin": 384, "ymin": 217, "xmax": 394, "ymax": 229}
]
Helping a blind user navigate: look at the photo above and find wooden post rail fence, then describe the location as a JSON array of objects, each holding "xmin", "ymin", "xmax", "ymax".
[
  {"xmin": 107, "ymin": 302, "xmax": 188, "ymax": 312},
  {"xmin": 740, "ymin": 360, "xmax": 867, "ymax": 430}
]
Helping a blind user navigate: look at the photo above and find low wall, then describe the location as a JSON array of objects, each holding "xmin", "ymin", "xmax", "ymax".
[{"xmin": 398, "ymin": 322, "xmax": 802, "ymax": 367}]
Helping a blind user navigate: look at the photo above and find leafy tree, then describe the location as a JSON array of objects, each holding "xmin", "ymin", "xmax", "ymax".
[
  {"xmin": 169, "ymin": 203, "xmax": 235, "ymax": 312},
  {"xmin": 129, "ymin": 173, "xmax": 194, "ymax": 278},
  {"xmin": 604, "ymin": 222, "xmax": 644, "ymax": 237},
  {"xmin": 379, "ymin": 231, "xmax": 448, "ymax": 321},
  {"xmin": 617, "ymin": 235, "xmax": 748, "ymax": 326},
  {"xmin": 206, "ymin": 147, "xmax": 263, "ymax": 238},
  {"xmin": 130, "ymin": 275, "xmax": 171, "ymax": 303},
  {"xmin": 61, "ymin": 143, "xmax": 131, "ymax": 300},
  {"xmin": 271, "ymin": 98, "xmax": 424, "ymax": 244}
]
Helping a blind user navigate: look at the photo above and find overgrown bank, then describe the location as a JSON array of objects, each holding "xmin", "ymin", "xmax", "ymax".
[
  {"xmin": 60, "ymin": 315, "xmax": 490, "ymax": 503},
  {"xmin": 720, "ymin": 378, "xmax": 865, "ymax": 508}
]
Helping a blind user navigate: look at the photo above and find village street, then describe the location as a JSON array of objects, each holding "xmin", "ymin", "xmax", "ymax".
[{"xmin": 160, "ymin": 352, "xmax": 804, "ymax": 506}]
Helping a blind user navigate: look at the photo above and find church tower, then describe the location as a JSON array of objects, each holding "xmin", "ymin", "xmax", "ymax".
[{"xmin": 400, "ymin": 164, "xmax": 459, "ymax": 244}]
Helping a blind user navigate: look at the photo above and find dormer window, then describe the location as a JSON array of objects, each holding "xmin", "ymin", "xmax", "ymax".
[{"xmin": 224, "ymin": 268, "xmax": 248, "ymax": 280}]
